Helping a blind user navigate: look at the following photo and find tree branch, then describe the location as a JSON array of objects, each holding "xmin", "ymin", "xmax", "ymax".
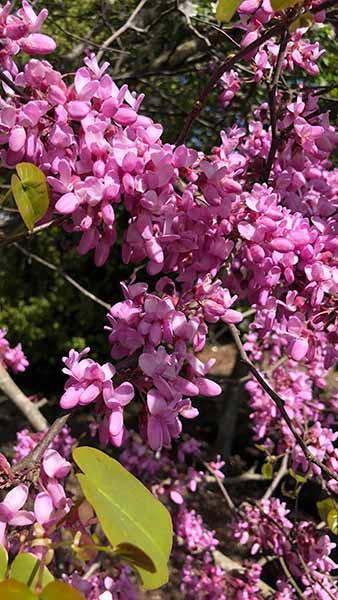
[
  {"xmin": 14, "ymin": 244, "xmax": 110, "ymax": 310},
  {"xmin": 0, "ymin": 216, "xmax": 66, "ymax": 248},
  {"xmin": 0, "ymin": 362, "xmax": 48, "ymax": 431},
  {"xmin": 0, "ymin": 71, "xmax": 28, "ymax": 98},
  {"xmin": 263, "ymin": 28, "xmax": 289, "ymax": 182},
  {"xmin": 96, "ymin": 0, "xmax": 149, "ymax": 62},
  {"xmin": 176, "ymin": 22, "xmax": 284, "ymax": 145},
  {"xmin": 262, "ymin": 453, "xmax": 289, "ymax": 501},
  {"xmin": 12, "ymin": 413, "xmax": 70, "ymax": 474}
]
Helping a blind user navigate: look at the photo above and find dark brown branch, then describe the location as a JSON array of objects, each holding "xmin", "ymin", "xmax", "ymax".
[
  {"xmin": 13, "ymin": 413, "xmax": 70, "ymax": 474},
  {"xmin": 0, "ymin": 71, "xmax": 27, "ymax": 98},
  {"xmin": 228, "ymin": 324, "xmax": 338, "ymax": 487},
  {"xmin": 176, "ymin": 22, "xmax": 283, "ymax": 145},
  {"xmin": 263, "ymin": 28, "xmax": 289, "ymax": 182}
]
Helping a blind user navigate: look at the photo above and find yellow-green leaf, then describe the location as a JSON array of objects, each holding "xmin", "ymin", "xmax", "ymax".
[
  {"xmin": 0, "ymin": 544, "xmax": 8, "ymax": 580},
  {"xmin": 327, "ymin": 509, "xmax": 338, "ymax": 535},
  {"xmin": 73, "ymin": 446, "xmax": 173, "ymax": 590},
  {"xmin": 41, "ymin": 581, "xmax": 85, "ymax": 600},
  {"xmin": 10, "ymin": 553, "xmax": 53, "ymax": 592},
  {"xmin": 215, "ymin": 0, "xmax": 242, "ymax": 22},
  {"xmin": 0, "ymin": 579, "xmax": 38, "ymax": 599},
  {"xmin": 317, "ymin": 498, "xmax": 336, "ymax": 523},
  {"xmin": 261, "ymin": 462, "xmax": 273, "ymax": 480},
  {"xmin": 288, "ymin": 468, "xmax": 307, "ymax": 484},
  {"xmin": 11, "ymin": 163, "xmax": 49, "ymax": 232},
  {"xmin": 289, "ymin": 11, "xmax": 314, "ymax": 32},
  {"xmin": 271, "ymin": 0, "xmax": 301, "ymax": 10}
]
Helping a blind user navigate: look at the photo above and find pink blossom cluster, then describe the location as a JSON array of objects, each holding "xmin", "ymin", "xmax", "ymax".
[
  {"xmin": 0, "ymin": 2, "xmax": 337, "ymax": 463},
  {"xmin": 181, "ymin": 555, "xmax": 264, "ymax": 600},
  {"xmin": 60, "ymin": 347, "xmax": 134, "ymax": 447},
  {"xmin": 232, "ymin": 498, "xmax": 338, "ymax": 595},
  {"xmin": 0, "ymin": 328, "xmax": 28, "ymax": 373},
  {"xmin": 14, "ymin": 424, "xmax": 75, "ymax": 462},
  {"xmin": 64, "ymin": 567, "xmax": 138, "ymax": 600},
  {"xmin": 106, "ymin": 279, "xmax": 239, "ymax": 449},
  {"xmin": 0, "ymin": 0, "xmax": 55, "ymax": 78},
  {"xmin": 0, "ymin": 447, "xmax": 72, "ymax": 547}
]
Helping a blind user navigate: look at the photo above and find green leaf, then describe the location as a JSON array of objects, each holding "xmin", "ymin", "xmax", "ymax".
[
  {"xmin": 11, "ymin": 163, "xmax": 49, "ymax": 232},
  {"xmin": 317, "ymin": 497, "xmax": 336, "ymax": 523},
  {"xmin": 288, "ymin": 468, "xmax": 307, "ymax": 484},
  {"xmin": 41, "ymin": 581, "xmax": 85, "ymax": 600},
  {"xmin": 255, "ymin": 444, "xmax": 271, "ymax": 456},
  {"xmin": 0, "ymin": 544, "xmax": 8, "ymax": 580},
  {"xmin": 271, "ymin": 0, "xmax": 301, "ymax": 10},
  {"xmin": 327, "ymin": 509, "xmax": 338, "ymax": 535},
  {"xmin": 215, "ymin": 0, "xmax": 241, "ymax": 22},
  {"xmin": 10, "ymin": 553, "xmax": 54, "ymax": 592},
  {"xmin": 288, "ymin": 11, "xmax": 314, "ymax": 32},
  {"xmin": 73, "ymin": 446, "xmax": 173, "ymax": 590},
  {"xmin": 0, "ymin": 579, "xmax": 38, "ymax": 599},
  {"xmin": 261, "ymin": 462, "xmax": 273, "ymax": 480}
]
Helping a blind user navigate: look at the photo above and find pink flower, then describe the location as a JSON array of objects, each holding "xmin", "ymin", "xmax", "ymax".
[
  {"xmin": 0, "ymin": 484, "xmax": 35, "ymax": 545},
  {"xmin": 146, "ymin": 389, "xmax": 181, "ymax": 450}
]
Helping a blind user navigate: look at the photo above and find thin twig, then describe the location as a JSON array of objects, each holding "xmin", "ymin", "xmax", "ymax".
[
  {"xmin": 264, "ymin": 29, "xmax": 289, "ymax": 181},
  {"xmin": 14, "ymin": 244, "xmax": 110, "ymax": 310},
  {"xmin": 203, "ymin": 461, "xmax": 237, "ymax": 515},
  {"xmin": 279, "ymin": 557, "xmax": 305, "ymax": 598},
  {"xmin": 176, "ymin": 22, "xmax": 284, "ymax": 145},
  {"xmin": 0, "ymin": 71, "xmax": 27, "ymax": 98},
  {"xmin": 0, "ymin": 216, "xmax": 66, "ymax": 248},
  {"xmin": 262, "ymin": 453, "xmax": 289, "ymax": 501},
  {"xmin": 0, "ymin": 362, "xmax": 48, "ymax": 431},
  {"xmin": 96, "ymin": 0, "xmax": 149, "ymax": 62},
  {"xmin": 228, "ymin": 324, "xmax": 338, "ymax": 487}
]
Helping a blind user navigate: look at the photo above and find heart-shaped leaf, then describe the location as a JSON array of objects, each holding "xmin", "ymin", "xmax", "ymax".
[
  {"xmin": 261, "ymin": 462, "xmax": 273, "ymax": 480},
  {"xmin": 317, "ymin": 497, "xmax": 336, "ymax": 523},
  {"xmin": 10, "ymin": 553, "xmax": 53, "ymax": 591},
  {"xmin": 0, "ymin": 579, "xmax": 38, "ymax": 599},
  {"xmin": 73, "ymin": 446, "xmax": 173, "ymax": 590},
  {"xmin": 215, "ymin": 0, "xmax": 242, "ymax": 22},
  {"xmin": 11, "ymin": 163, "xmax": 49, "ymax": 232},
  {"xmin": 40, "ymin": 581, "xmax": 85, "ymax": 600}
]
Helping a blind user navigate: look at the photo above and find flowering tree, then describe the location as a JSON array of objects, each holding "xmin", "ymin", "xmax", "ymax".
[{"xmin": 0, "ymin": 0, "xmax": 337, "ymax": 597}]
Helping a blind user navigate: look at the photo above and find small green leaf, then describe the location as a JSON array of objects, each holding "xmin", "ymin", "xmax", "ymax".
[
  {"xmin": 327, "ymin": 509, "xmax": 338, "ymax": 535},
  {"xmin": 11, "ymin": 163, "xmax": 49, "ymax": 232},
  {"xmin": 271, "ymin": 0, "xmax": 301, "ymax": 10},
  {"xmin": 0, "ymin": 579, "xmax": 38, "ymax": 599},
  {"xmin": 255, "ymin": 444, "xmax": 271, "ymax": 456},
  {"xmin": 215, "ymin": 0, "xmax": 242, "ymax": 22},
  {"xmin": 73, "ymin": 446, "xmax": 173, "ymax": 590},
  {"xmin": 289, "ymin": 11, "xmax": 314, "ymax": 32},
  {"xmin": 261, "ymin": 462, "xmax": 273, "ymax": 480},
  {"xmin": 289, "ymin": 468, "xmax": 307, "ymax": 484},
  {"xmin": 41, "ymin": 581, "xmax": 85, "ymax": 600},
  {"xmin": 317, "ymin": 498, "xmax": 336, "ymax": 523},
  {"xmin": 10, "ymin": 553, "xmax": 54, "ymax": 592},
  {"xmin": 0, "ymin": 544, "xmax": 8, "ymax": 580}
]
